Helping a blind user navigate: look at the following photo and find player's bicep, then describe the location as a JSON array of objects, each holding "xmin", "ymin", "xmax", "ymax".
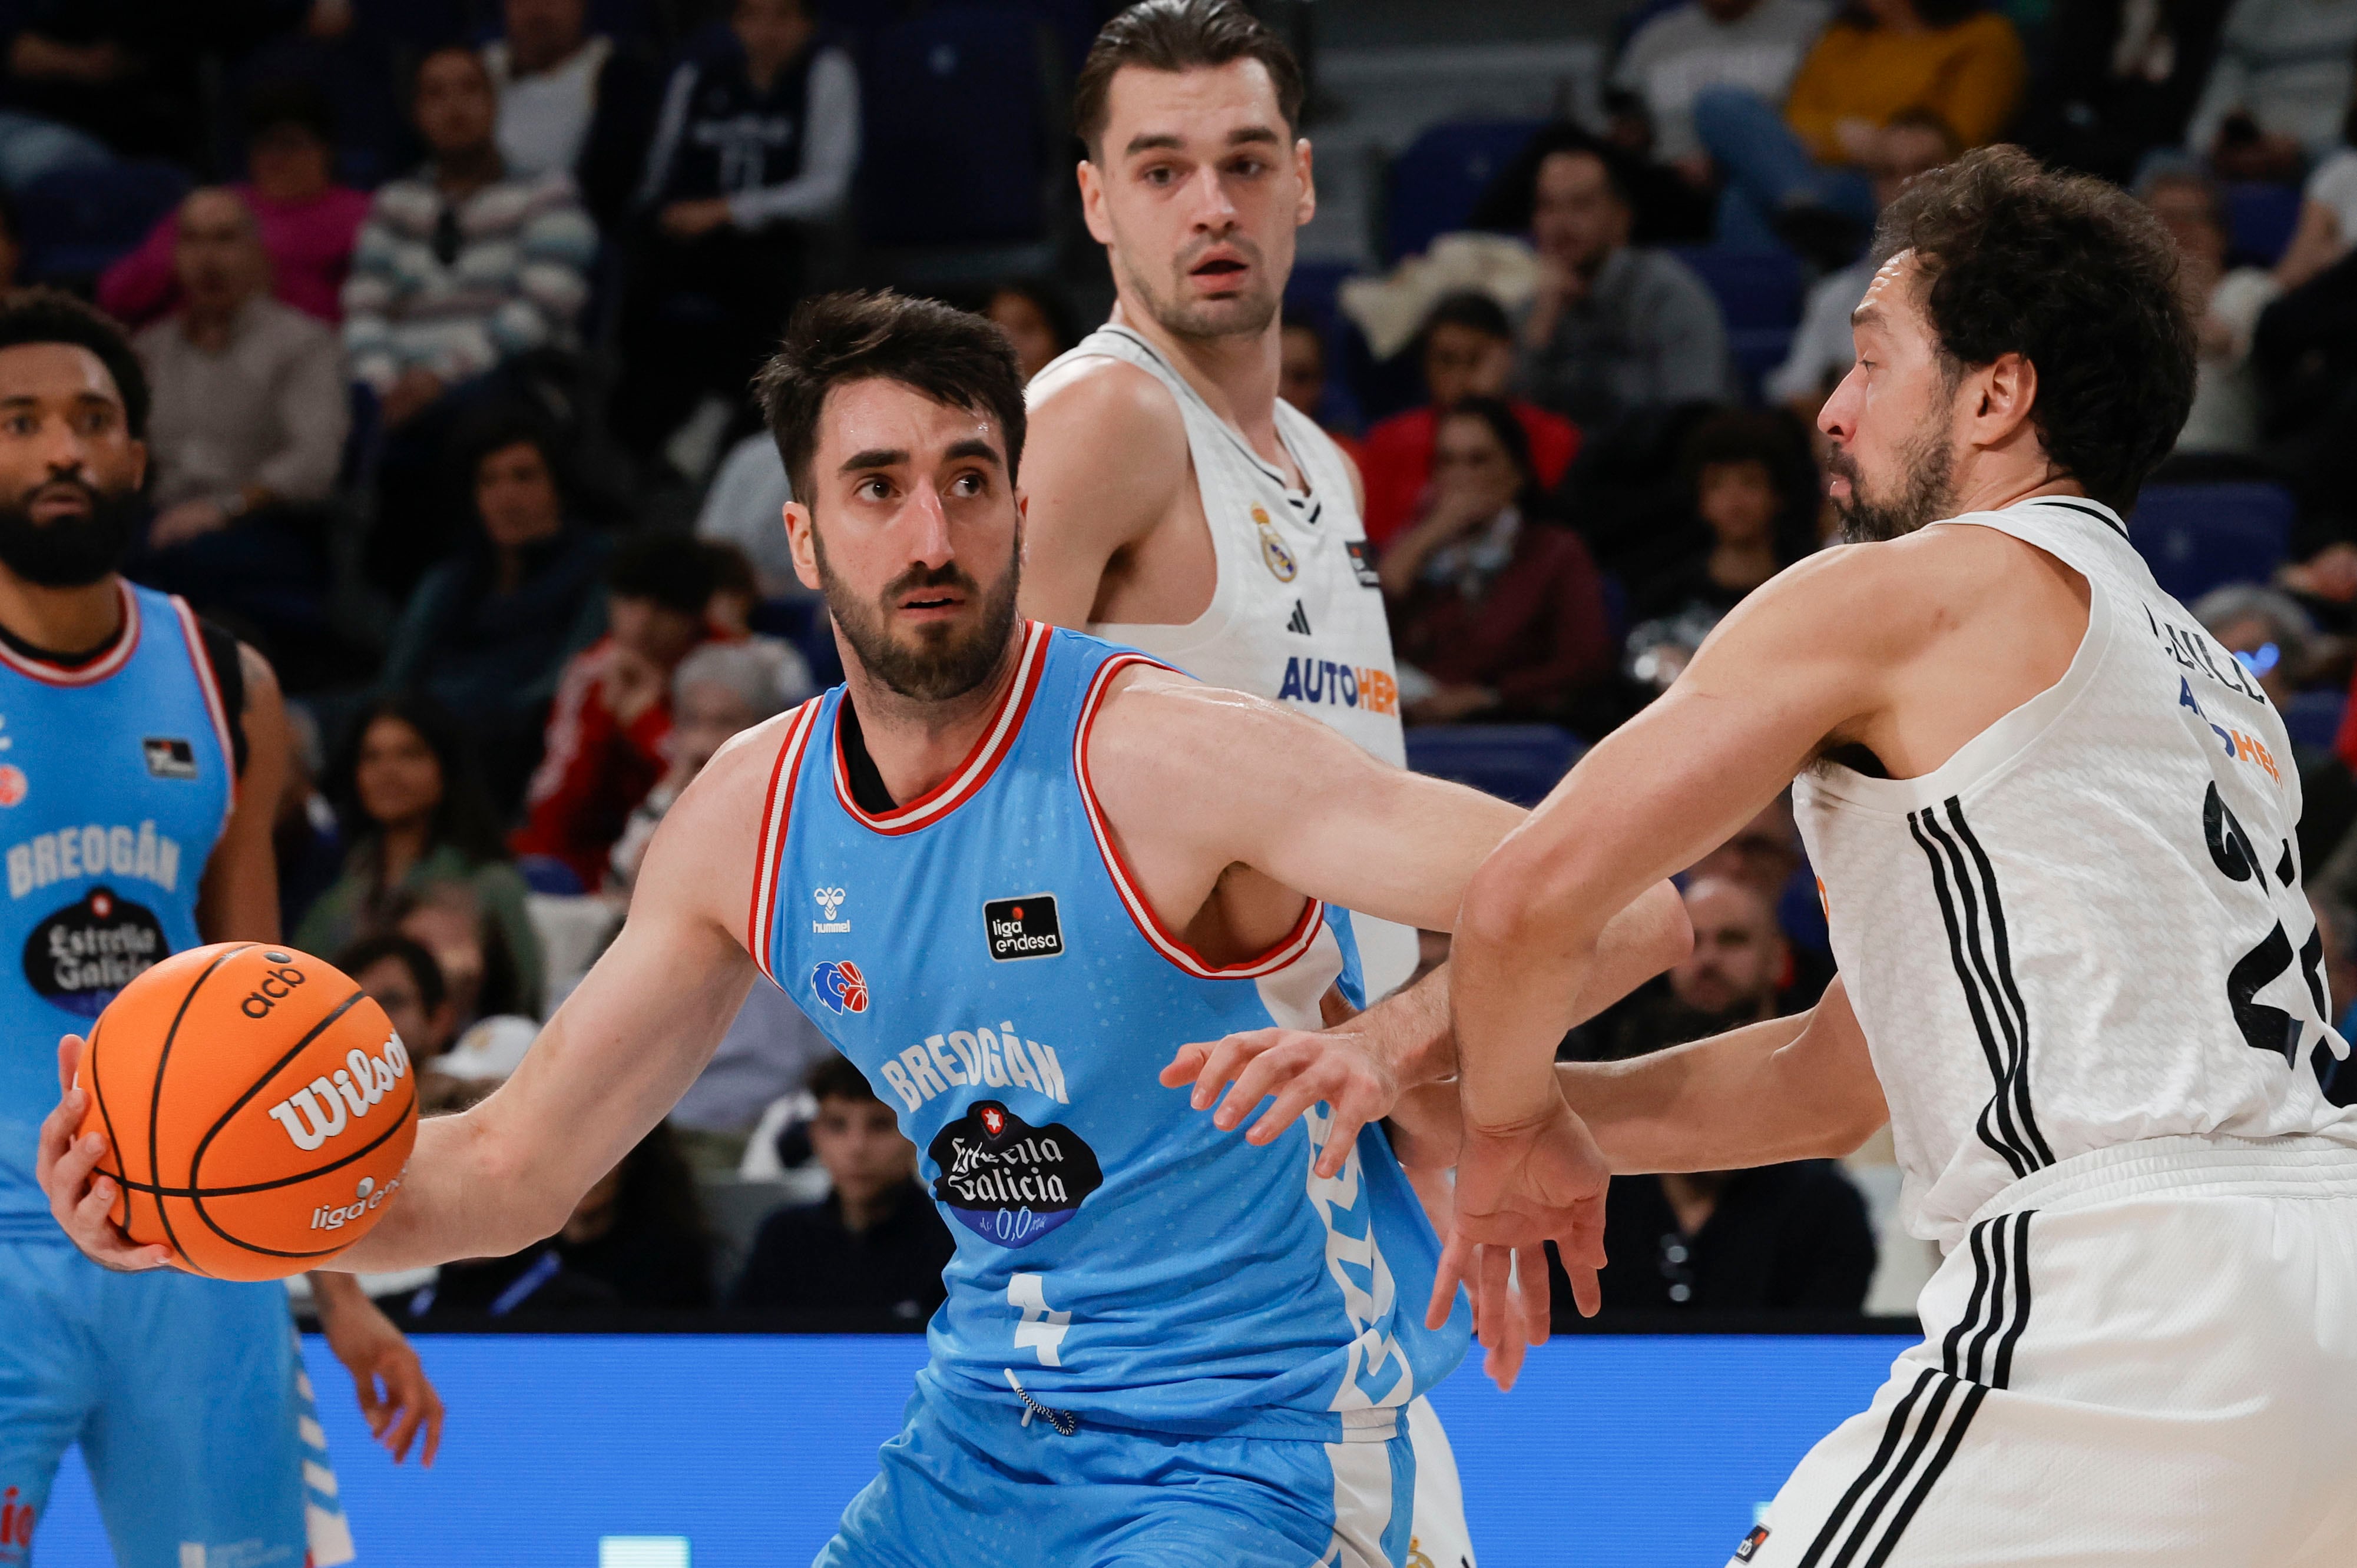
[
  {"xmin": 198, "ymin": 642, "xmax": 290, "ymax": 945},
  {"xmin": 1016, "ymin": 363, "xmax": 1187, "ymax": 626}
]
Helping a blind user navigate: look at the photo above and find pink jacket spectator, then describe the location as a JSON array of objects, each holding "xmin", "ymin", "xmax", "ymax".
[{"xmin": 98, "ymin": 182, "xmax": 373, "ymax": 330}]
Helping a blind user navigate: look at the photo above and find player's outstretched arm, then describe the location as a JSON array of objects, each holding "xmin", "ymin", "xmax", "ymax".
[
  {"xmin": 320, "ymin": 721, "xmax": 784, "ymax": 1273},
  {"xmin": 1015, "ymin": 356, "xmax": 1190, "ymax": 626}
]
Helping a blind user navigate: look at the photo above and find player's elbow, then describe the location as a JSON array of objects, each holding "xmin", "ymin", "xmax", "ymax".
[
  {"xmin": 1636, "ymin": 879, "xmax": 1695, "ymax": 973},
  {"xmin": 463, "ymin": 1109, "xmax": 578, "ymax": 1252},
  {"xmin": 1457, "ymin": 832, "xmax": 1607, "ymax": 957}
]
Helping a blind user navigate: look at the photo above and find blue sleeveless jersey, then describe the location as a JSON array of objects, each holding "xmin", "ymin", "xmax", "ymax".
[
  {"xmin": 754, "ymin": 622, "xmax": 1470, "ymax": 1443},
  {"xmin": 0, "ymin": 585, "xmax": 234, "ymax": 1238}
]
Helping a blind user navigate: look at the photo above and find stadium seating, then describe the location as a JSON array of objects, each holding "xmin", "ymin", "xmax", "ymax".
[
  {"xmin": 1385, "ymin": 118, "xmax": 1548, "ymax": 263},
  {"xmin": 2224, "ymin": 182, "xmax": 2302, "ymax": 268},
  {"xmin": 19, "ymin": 161, "xmax": 191, "ymax": 284},
  {"xmin": 1405, "ymin": 722, "xmax": 1585, "ymax": 805},
  {"xmin": 2130, "ymin": 482, "xmax": 2296, "ymax": 605},
  {"xmin": 1667, "ymin": 246, "xmax": 1803, "ymax": 397},
  {"xmin": 857, "ymin": 7, "xmax": 1051, "ymax": 253}
]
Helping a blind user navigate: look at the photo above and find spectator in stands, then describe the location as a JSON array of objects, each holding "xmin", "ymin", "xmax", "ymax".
[
  {"xmin": 555, "ymin": 1123, "xmax": 716, "ymax": 1309},
  {"xmin": 131, "ymin": 189, "xmax": 348, "ymax": 551},
  {"xmin": 2193, "ymin": 584, "xmax": 2316, "ymax": 710},
  {"xmin": 731, "ymin": 1055, "xmax": 955, "ymax": 1322},
  {"xmin": 341, "ymin": 45, "xmax": 596, "ymax": 432},
  {"xmin": 1630, "ymin": 409, "xmax": 1818, "ymax": 621},
  {"xmin": 339, "ymin": 931, "xmax": 461, "ymax": 1066},
  {"xmin": 2027, "ymin": 0, "xmax": 2230, "ymax": 184},
  {"xmin": 296, "ymin": 695, "xmax": 544, "ymax": 1015},
  {"xmin": 395, "ymin": 878, "xmax": 538, "ymax": 1033},
  {"xmin": 0, "ymin": 2, "xmax": 201, "ymax": 170},
  {"xmin": 1361, "ymin": 290, "xmax": 1580, "ymax": 549},
  {"xmin": 1765, "ymin": 110, "xmax": 1960, "ymax": 422},
  {"xmin": 2184, "ymin": 0, "xmax": 2357, "ymax": 180},
  {"xmin": 701, "ymin": 537, "xmax": 761, "ymax": 639},
  {"xmin": 984, "ymin": 278, "xmax": 1076, "ymax": 383},
  {"xmin": 1602, "ymin": 876, "xmax": 1793, "ymax": 1059},
  {"xmin": 621, "ymin": 0, "xmax": 861, "ymax": 470},
  {"xmin": 379, "ymin": 412, "xmax": 611, "ymax": 798},
  {"xmin": 2276, "ymin": 95, "xmax": 2357, "ymax": 290},
  {"xmin": 275, "ymin": 704, "xmax": 341, "ymax": 936},
  {"xmin": 99, "ymin": 82, "xmax": 371, "ymax": 330},
  {"xmin": 510, "ymin": 535, "xmax": 721, "ymax": 891},
  {"xmin": 2139, "ymin": 166, "xmax": 2279, "ymax": 465},
  {"xmin": 1276, "ymin": 315, "xmax": 1358, "ymax": 457},
  {"xmin": 1512, "ymin": 130, "xmax": 1735, "ymax": 427},
  {"xmin": 2310, "ymin": 894, "xmax": 2357, "ymax": 1058},
  {"xmin": 485, "ymin": 0, "xmax": 663, "ymax": 231},
  {"xmin": 696, "ymin": 429, "xmax": 801, "ymax": 599},
  {"xmin": 1686, "ymin": 788, "xmax": 1836, "ymax": 997},
  {"xmin": 1380, "ymin": 397, "xmax": 1615, "ymax": 725},
  {"xmin": 1693, "ymin": 0, "xmax": 2023, "ymax": 264},
  {"xmin": 1612, "ymin": 0, "xmax": 1831, "ymax": 182}
]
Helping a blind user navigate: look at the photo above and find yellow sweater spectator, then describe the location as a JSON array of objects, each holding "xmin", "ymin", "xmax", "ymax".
[{"xmin": 1783, "ymin": 6, "xmax": 2026, "ymax": 163}]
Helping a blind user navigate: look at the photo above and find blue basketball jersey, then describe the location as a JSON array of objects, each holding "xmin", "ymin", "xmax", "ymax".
[
  {"xmin": 754, "ymin": 622, "xmax": 1469, "ymax": 1444},
  {"xmin": 0, "ymin": 584, "xmax": 233, "ymax": 1238}
]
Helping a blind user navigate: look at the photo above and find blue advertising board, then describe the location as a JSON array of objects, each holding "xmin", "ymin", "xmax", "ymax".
[{"xmin": 38, "ymin": 1333, "xmax": 1909, "ymax": 1566}]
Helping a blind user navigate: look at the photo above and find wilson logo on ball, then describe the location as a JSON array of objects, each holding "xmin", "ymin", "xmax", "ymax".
[{"xmin": 264, "ymin": 1035, "xmax": 412, "ymax": 1151}]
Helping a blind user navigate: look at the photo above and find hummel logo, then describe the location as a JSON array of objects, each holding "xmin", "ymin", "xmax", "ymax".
[
  {"xmin": 812, "ymin": 886, "xmax": 850, "ymax": 933},
  {"xmin": 1286, "ymin": 600, "xmax": 1312, "ymax": 637}
]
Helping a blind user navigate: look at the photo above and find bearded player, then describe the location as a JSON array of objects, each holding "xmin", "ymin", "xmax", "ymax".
[
  {"xmin": 0, "ymin": 291, "xmax": 439, "ymax": 1565},
  {"xmin": 1018, "ymin": 8, "xmax": 1485, "ymax": 1556},
  {"xmin": 45, "ymin": 290, "xmax": 1687, "ymax": 1565},
  {"xmin": 1219, "ymin": 150, "xmax": 2357, "ymax": 1564}
]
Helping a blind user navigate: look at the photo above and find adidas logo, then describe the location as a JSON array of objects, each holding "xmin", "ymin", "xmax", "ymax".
[{"xmin": 1286, "ymin": 600, "xmax": 1312, "ymax": 637}]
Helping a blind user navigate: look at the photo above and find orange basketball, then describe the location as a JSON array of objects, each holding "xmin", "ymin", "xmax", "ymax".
[{"xmin": 73, "ymin": 941, "xmax": 417, "ymax": 1281}]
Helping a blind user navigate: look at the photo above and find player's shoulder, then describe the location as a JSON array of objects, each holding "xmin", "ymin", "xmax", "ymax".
[
  {"xmin": 1025, "ymin": 350, "xmax": 1186, "ymax": 453},
  {"xmin": 700, "ymin": 698, "xmax": 827, "ymax": 804},
  {"xmin": 1718, "ymin": 525, "xmax": 2030, "ymax": 660}
]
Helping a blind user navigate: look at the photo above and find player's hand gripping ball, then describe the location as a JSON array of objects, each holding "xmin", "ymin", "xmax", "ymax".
[{"xmin": 74, "ymin": 942, "xmax": 418, "ymax": 1280}]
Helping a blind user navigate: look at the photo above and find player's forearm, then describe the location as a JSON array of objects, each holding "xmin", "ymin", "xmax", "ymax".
[
  {"xmin": 333, "ymin": 1106, "xmax": 560, "ymax": 1271},
  {"xmin": 1569, "ymin": 880, "xmax": 1692, "ymax": 1023}
]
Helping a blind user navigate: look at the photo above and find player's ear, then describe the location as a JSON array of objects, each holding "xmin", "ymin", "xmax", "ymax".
[
  {"xmin": 1077, "ymin": 158, "xmax": 1114, "ymax": 247},
  {"xmin": 126, "ymin": 436, "xmax": 147, "ymax": 492},
  {"xmin": 784, "ymin": 500, "xmax": 823, "ymax": 594},
  {"xmin": 1293, "ymin": 137, "xmax": 1316, "ymax": 227},
  {"xmin": 1974, "ymin": 351, "xmax": 2039, "ymax": 449}
]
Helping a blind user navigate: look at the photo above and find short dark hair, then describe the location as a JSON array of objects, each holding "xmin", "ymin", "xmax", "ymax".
[
  {"xmin": 1422, "ymin": 289, "xmax": 1513, "ymax": 346},
  {"xmin": 987, "ymin": 276, "xmax": 1077, "ymax": 358},
  {"xmin": 608, "ymin": 532, "xmax": 717, "ymax": 615},
  {"xmin": 1438, "ymin": 395, "xmax": 1536, "ymax": 493},
  {"xmin": 243, "ymin": 79, "xmax": 337, "ymax": 145},
  {"xmin": 0, "ymin": 287, "xmax": 150, "ymax": 439},
  {"xmin": 755, "ymin": 290, "xmax": 1028, "ymax": 507},
  {"xmin": 456, "ymin": 405, "xmax": 569, "ymax": 499},
  {"xmin": 807, "ymin": 1052, "xmax": 882, "ymax": 1107},
  {"xmin": 1073, "ymin": 0, "xmax": 1304, "ymax": 161},
  {"xmin": 328, "ymin": 692, "xmax": 508, "ymax": 866},
  {"xmin": 334, "ymin": 931, "xmax": 448, "ymax": 1017},
  {"xmin": 1872, "ymin": 145, "xmax": 2196, "ymax": 511},
  {"xmin": 1465, "ymin": 122, "xmax": 1638, "ymax": 233}
]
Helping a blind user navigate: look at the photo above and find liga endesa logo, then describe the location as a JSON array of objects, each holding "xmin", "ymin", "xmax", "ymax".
[{"xmin": 810, "ymin": 959, "xmax": 870, "ymax": 1015}]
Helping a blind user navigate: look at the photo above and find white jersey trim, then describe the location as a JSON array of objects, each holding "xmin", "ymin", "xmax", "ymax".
[{"xmin": 747, "ymin": 700, "xmax": 823, "ymax": 987}]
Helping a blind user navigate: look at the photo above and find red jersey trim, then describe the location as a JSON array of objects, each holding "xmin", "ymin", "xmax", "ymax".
[
  {"xmin": 0, "ymin": 579, "xmax": 140, "ymax": 686},
  {"xmin": 830, "ymin": 619, "xmax": 1051, "ymax": 837},
  {"xmin": 1071, "ymin": 652, "xmax": 1327, "ymax": 980},
  {"xmin": 747, "ymin": 700, "xmax": 822, "ymax": 986},
  {"xmin": 170, "ymin": 595, "xmax": 239, "ymax": 813}
]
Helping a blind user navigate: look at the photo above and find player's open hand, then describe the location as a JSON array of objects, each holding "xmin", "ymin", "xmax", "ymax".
[
  {"xmin": 316, "ymin": 1279, "xmax": 445, "ymax": 1466},
  {"xmin": 1428, "ymin": 1092, "xmax": 1611, "ymax": 1355},
  {"xmin": 36, "ymin": 1035, "xmax": 178, "ymax": 1273},
  {"xmin": 1161, "ymin": 1023, "xmax": 1400, "ymax": 1179}
]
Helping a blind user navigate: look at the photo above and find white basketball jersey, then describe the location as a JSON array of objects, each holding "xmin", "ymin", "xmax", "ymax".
[
  {"xmin": 1794, "ymin": 496, "xmax": 2357, "ymax": 1249},
  {"xmin": 1046, "ymin": 325, "xmax": 1418, "ymax": 999}
]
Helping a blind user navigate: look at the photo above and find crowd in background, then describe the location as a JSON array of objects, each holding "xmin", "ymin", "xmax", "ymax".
[{"xmin": 12, "ymin": 0, "xmax": 2357, "ymax": 1322}]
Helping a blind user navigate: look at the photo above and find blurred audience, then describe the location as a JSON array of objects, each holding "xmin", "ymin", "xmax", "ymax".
[
  {"xmin": 555, "ymin": 1122, "xmax": 717, "ymax": 1309},
  {"xmin": 1381, "ymin": 397, "xmax": 1615, "ymax": 725},
  {"xmin": 0, "ymin": 1, "xmax": 201, "ymax": 170},
  {"xmin": 1613, "ymin": 0, "xmax": 1830, "ymax": 181},
  {"xmin": 2141, "ymin": 165, "xmax": 2277, "ymax": 463},
  {"xmin": 985, "ymin": 277, "xmax": 1076, "ymax": 383},
  {"xmin": 1601, "ymin": 876, "xmax": 1794, "ymax": 1059},
  {"xmin": 2028, "ymin": 0, "xmax": 2229, "ymax": 184},
  {"xmin": 2277, "ymin": 97, "xmax": 2357, "ymax": 291},
  {"xmin": 1629, "ymin": 409, "xmax": 1818, "ymax": 621},
  {"xmin": 621, "ymin": 0, "xmax": 860, "ymax": 470},
  {"xmin": 1513, "ymin": 129, "xmax": 1735, "ymax": 427},
  {"xmin": 511, "ymin": 534, "xmax": 721, "ymax": 890},
  {"xmin": 296, "ymin": 694, "xmax": 544, "ymax": 1012},
  {"xmin": 398, "ymin": 879, "xmax": 537, "ymax": 1039},
  {"xmin": 341, "ymin": 45, "xmax": 596, "ymax": 427},
  {"xmin": 100, "ymin": 82, "xmax": 370, "ymax": 329},
  {"xmin": 696, "ymin": 430, "xmax": 800, "ymax": 599},
  {"xmin": 1696, "ymin": 0, "xmax": 2021, "ymax": 263},
  {"xmin": 2184, "ymin": 0, "xmax": 2357, "ymax": 180},
  {"xmin": 339, "ymin": 930, "xmax": 461, "ymax": 1066},
  {"xmin": 1277, "ymin": 313, "xmax": 1358, "ymax": 455},
  {"xmin": 483, "ymin": 0, "xmax": 662, "ymax": 231},
  {"xmin": 1360, "ymin": 290, "xmax": 1580, "ymax": 549},
  {"xmin": 731, "ymin": 1055, "xmax": 955, "ymax": 1322},
  {"xmin": 379, "ymin": 413, "xmax": 611, "ymax": 798}
]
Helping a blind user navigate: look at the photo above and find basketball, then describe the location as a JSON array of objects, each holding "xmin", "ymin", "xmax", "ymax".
[{"xmin": 72, "ymin": 942, "xmax": 417, "ymax": 1282}]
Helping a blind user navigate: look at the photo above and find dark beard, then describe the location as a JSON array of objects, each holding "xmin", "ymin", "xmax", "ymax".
[
  {"xmin": 1829, "ymin": 416, "xmax": 1957, "ymax": 544},
  {"xmin": 813, "ymin": 527, "xmax": 1021, "ymax": 703},
  {"xmin": 0, "ymin": 480, "xmax": 143, "ymax": 587}
]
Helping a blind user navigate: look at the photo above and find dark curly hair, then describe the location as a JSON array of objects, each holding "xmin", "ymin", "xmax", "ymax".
[
  {"xmin": 1871, "ymin": 145, "xmax": 2196, "ymax": 512},
  {"xmin": 0, "ymin": 287, "xmax": 150, "ymax": 439}
]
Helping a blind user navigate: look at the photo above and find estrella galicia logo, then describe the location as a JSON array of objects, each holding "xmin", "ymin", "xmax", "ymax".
[
  {"xmin": 983, "ymin": 894, "xmax": 1063, "ymax": 960},
  {"xmin": 142, "ymin": 737, "xmax": 198, "ymax": 780},
  {"xmin": 1344, "ymin": 539, "xmax": 1381, "ymax": 588},
  {"xmin": 927, "ymin": 1100, "xmax": 1103, "ymax": 1247},
  {"xmin": 24, "ymin": 885, "xmax": 168, "ymax": 1017},
  {"xmin": 809, "ymin": 959, "xmax": 870, "ymax": 1015}
]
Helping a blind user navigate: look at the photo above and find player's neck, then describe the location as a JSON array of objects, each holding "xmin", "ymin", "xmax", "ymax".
[
  {"xmin": 839, "ymin": 624, "xmax": 1025, "ymax": 807},
  {"xmin": 0, "ymin": 571, "xmax": 124, "ymax": 660},
  {"xmin": 1945, "ymin": 468, "xmax": 2087, "ymax": 522},
  {"xmin": 1107, "ymin": 300, "xmax": 1289, "ymax": 468}
]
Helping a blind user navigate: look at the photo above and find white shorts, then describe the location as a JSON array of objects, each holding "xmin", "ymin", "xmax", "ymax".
[
  {"xmin": 1730, "ymin": 1135, "xmax": 2357, "ymax": 1568},
  {"xmin": 1405, "ymin": 1393, "xmax": 1473, "ymax": 1568}
]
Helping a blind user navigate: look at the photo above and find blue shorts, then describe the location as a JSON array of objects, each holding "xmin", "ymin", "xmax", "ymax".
[
  {"xmin": 816, "ymin": 1374, "xmax": 1418, "ymax": 1568},
  {"xmin": 0, "ymin": 1235, "xmax": 352, "ymax": 1568}
]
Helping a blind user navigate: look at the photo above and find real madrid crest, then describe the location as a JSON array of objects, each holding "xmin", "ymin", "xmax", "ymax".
[{"xmin": 1253, "ymin": 504, "xmax": 1297, "ymax": 582}]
